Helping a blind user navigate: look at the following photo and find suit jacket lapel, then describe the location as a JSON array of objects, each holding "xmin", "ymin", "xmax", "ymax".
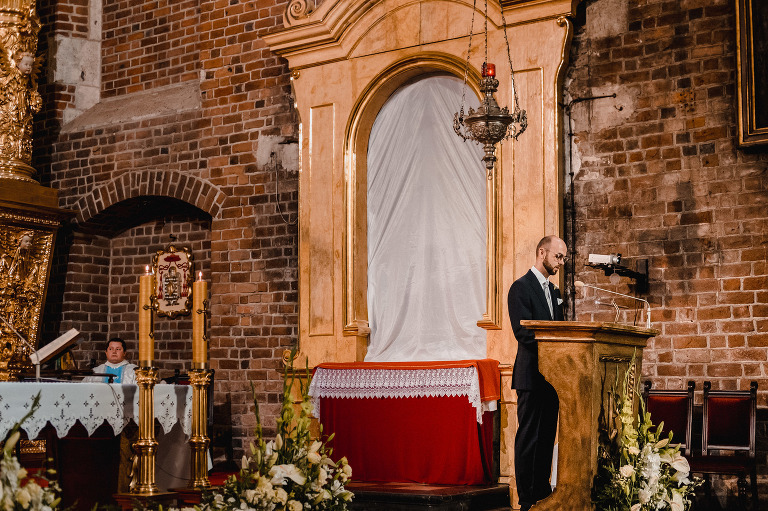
[{"xmin": 525, "ymin": 270, "xmax": 553, "ymax": 320}]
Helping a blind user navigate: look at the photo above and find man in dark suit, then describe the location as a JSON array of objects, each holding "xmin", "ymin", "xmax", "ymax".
[{"xmin": 508, "ymin": 235, "xmax": 567, "ymax": 511}]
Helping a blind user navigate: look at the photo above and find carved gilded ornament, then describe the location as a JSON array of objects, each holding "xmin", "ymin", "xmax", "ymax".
[
  {"xmin": 0, "ymin": 226, "xmax": 52, "ymax": 380},
  {"xmin": 285, "ymin": 0, "xmax": 316, "ymax": 25},
  {"xmin": 0, "ymin": 0, "xmax": 42, "ymax": 182},
  {"xmin": 151, "ymin": 245, "xmax": 194, "ymax": 318}
]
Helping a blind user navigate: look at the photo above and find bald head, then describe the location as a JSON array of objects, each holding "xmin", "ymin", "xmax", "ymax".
[{"xmin": 534, "ymin": 235, "xmax": 567, "ymax": 278}]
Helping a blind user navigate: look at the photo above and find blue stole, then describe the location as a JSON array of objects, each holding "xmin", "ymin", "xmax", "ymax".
[{"xmin": 104, "ymin": 364, "xmax": 126, "ymax": 383}]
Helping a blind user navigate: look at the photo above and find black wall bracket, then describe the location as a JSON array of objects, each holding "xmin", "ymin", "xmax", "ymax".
[{"xmin": 587, "ymin": 258, "xmax": 649, "ymax": 294}]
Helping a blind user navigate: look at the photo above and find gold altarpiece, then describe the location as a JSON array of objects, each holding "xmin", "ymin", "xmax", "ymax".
[
  {"xmin": 0, "ymin": 0, "xmax": 72, "ymax": 380},
  {"xmin": 264, "ymin": 0, "xmax": 580, "ymax": 505}
]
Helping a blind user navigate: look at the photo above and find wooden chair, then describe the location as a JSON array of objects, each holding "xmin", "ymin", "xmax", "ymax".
[
  {"xmin": 642, "ymin": 380, "xmax": 695, "ymax": 456},
  {"xmin": 688, "ymin": 381, "xmax": 758, "ymax": 509}
]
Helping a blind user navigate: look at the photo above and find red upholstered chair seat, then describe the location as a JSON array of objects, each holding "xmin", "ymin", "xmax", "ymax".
[
  {"xmin": 704, "ymin": 396, "xmax": 751, "ymax": 448},
  {"xmin": 688, "ymin": 454, "xmax": 753, "ymax": 474},
  {"xmin": 687, "ymin": 381, "xmax": 758, "ymax": 510},
  {"xmin": 647, "ymin": 396, "xmax": 688, "ymax": 436},
  {"xmin": 642, "ymin": 381, "xmax": 694, "ymax": 456}
]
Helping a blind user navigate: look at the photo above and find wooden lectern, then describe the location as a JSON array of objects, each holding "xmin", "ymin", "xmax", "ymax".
[{"xmin": 515, "ymin": 321, "xmax": 658, "ymax": 511}]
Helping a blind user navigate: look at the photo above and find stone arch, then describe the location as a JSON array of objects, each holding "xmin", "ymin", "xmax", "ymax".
[{"xmin": 72, "ymin": 169, "xmax": 227, "ymax": 226}]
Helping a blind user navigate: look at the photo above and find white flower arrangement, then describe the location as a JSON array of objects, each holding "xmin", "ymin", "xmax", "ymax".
[
  {"xmin": 196, "ymin": 358, "xmax": 353, "ymax": 511},
  {"xmin": 592, "ymin": 356, "xmax": 700, "ymax": 511},
  {"xmin": 0, "ymin": 393, "xmax": 61, "ymax": 511}
]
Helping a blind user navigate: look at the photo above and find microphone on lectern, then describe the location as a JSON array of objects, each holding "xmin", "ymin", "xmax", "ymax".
[{"xmin": 574, "ymin": 281, "xmax": 651, "ymax": 329}]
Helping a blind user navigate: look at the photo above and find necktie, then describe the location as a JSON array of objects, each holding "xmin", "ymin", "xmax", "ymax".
[{"xmin": 543, "ymin": 281, "xmax": 553, "ymax": 318}]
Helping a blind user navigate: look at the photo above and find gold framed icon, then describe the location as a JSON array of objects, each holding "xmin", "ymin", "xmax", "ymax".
[{"xmin": 151, "ymin": 245, "xmax": 194, "ymax": 318}]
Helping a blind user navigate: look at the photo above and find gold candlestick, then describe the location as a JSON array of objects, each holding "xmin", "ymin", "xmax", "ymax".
[
  {"xmin": 189, "ymin": 271, "xmax": 211, "ymax": 489},
  {"xmin": 132, "ymin": 265, "xmax": 161, "ymax": 495},
  {"xmin": 138, "ymin": 265, "xmax": 154, "ymax": 367},
  {"xmin": 133, "ymin": 367, "xmax": 160, "ymax": 495},
  {"xmin": 189, "ymin": 369, "xmax": 212, "ymax": 489}
]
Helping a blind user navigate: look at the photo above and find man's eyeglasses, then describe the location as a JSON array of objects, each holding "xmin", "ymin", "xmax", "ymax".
[{"xmin": 546, "ymin": 250, "xmax": 567, "ymax": 262}]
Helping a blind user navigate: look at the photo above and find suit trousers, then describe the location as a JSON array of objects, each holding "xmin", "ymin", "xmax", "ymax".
[{"xmin": 514, "ymin": 379, "xmax": 559, "ymax": 509}]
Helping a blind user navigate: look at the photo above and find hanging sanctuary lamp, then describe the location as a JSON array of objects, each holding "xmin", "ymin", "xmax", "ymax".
[{"xmin": 453, "ymin": 0, "xmax": 527, "ymax": 178}]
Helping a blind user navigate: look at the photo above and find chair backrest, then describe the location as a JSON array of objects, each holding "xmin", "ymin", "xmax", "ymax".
[
  {"xmin": 642, "ymin": 380, "xmax": 694, "ymax": 456},
  {"xmin": 701, "ymin": 380, "xmax": 757, "ymax": 457}
]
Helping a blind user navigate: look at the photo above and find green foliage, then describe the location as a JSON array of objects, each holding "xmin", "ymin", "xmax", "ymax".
[
  {"xmin": 197, "ymin": 355, "xmax": 352, "ymax": 511},
  {"xmin": 0, "ymin": 392, "xmax": 62, "ymax": 511},
  {"xmin": 592, "ymin": 358, "xmax": 700, "ymax": 511}
]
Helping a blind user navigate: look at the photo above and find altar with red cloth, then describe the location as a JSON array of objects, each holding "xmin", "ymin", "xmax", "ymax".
[{"xmin": 309, "ymin": 359, "xmax": 501, "ymax": 485}]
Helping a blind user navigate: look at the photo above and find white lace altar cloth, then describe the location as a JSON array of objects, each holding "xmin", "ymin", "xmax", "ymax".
[
  {"xmin": 0, "ymin": 382, "xmax": 192, "ymax": 439},
  {"xmin": 309, "ymin": 366, "xmax": 498, "ymax": 423}
]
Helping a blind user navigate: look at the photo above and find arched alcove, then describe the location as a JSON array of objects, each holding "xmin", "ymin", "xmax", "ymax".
[
  {"xmin": 73, "ymin": 170, "xmax": 226, "ymax": 225},
  {"xmin": 342, "ymin": 56, "xmax": 498, "ymax": 355},
  {"xmin": 363, "ymin": 73, "xmax": 487, "ymax": 361},
  {"xmin": 46, "ymin": 195, "xmax": 212, "ymax": 372}
]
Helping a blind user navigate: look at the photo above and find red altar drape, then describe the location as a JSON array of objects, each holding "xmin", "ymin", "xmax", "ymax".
[{"xmin": 313, "ymin": 359, "xmax": 500, "ymax": 485}]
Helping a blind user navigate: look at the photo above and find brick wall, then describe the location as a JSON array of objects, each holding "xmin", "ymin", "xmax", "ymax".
[
  {"xmin": 36, "ymin": 0, "xmax": 298, "ymax": 461},
  {"xmin": 34, "ymin": 1, "xmax": 82, "ymax": 181},
  {"xmin": 567, "ymin": 0, "xmax": 768, "ymax": 400},
  {"xmin": 48, "ymin": 0, "xmax": 90, "ymax": 37},
  {"xmin": 102, "ymin": 0, "xmax": 200, "ymax": 97},
  {"xmin": 43, "ymin": 232, "xmax": 111, "ymax": 351},
  {"xmin": 79, "ymin": 218, "xmax": 211, "ymax": 372}
]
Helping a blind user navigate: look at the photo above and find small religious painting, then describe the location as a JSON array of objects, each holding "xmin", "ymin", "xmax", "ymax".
[
  {"xmin": 152, "ymin": 245, "xmax": 193, "ymax": 318},
  {"xmin": 737, "ymin": 0, "xmax": 768, "ymax": 146}
]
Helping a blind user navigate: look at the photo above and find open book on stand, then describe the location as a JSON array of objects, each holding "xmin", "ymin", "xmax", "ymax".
[{"xmin": 30, "ymin": 329, "xmax": 80, "ymax": 365}]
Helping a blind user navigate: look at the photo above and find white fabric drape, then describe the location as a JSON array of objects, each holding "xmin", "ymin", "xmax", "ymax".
[{"xmin": 365, "ymin": 74, "xmax": 487, "ymax": 362}]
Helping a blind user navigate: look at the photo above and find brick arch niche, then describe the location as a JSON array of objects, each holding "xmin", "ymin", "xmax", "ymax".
[
  {"xmin": 73, "ymin": 170, "xmax": 226, "ymax": 226},
  {"xmin": 46, "ymin": 194, "xmax": 212, "ymax": 374},
  {"xmin": 265, "ymin": 0, "xmax": 582, "ymax": 496}
]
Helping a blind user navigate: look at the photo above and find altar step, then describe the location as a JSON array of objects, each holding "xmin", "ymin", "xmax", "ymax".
[{"xmin": 346, "ymin": 481, "xmax": 511, "ymax": 510}]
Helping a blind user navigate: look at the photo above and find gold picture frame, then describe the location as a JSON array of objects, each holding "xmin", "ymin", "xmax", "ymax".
[
  {"xmin": 736, "ymin": 0, "xmax": 768, "ymax": 146},
  {"xmin": 151, "ymin": 245, "xmax": 194, "ymax": 318}
]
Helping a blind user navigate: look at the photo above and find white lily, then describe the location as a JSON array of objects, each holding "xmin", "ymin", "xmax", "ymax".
[
  {"xmin": 669, "ymin": 490, "xmax": 684, "ymax": 511},
  {"xmin": 670, "ymin": 455, "xmax": 690, "ymax": 474},
  {"xmin": 619, "ymin": 464, "xmax": 635, "ymax": 478},
  {"xmin": 4, "ymin": 432, "xmax": 20, "ymax": 455},
  {"xmin": 269, "ymin": 464, "xmax": 306, "ymax": 485}
]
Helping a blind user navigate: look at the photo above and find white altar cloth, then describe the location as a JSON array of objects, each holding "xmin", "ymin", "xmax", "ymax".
[
  {"xmin": 0, "ymin": 382, "xmax": 192, "ymax": 439},
  {"xmin": 309, "ymin": 360, "xmax": 501, "ymax": 423}
]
